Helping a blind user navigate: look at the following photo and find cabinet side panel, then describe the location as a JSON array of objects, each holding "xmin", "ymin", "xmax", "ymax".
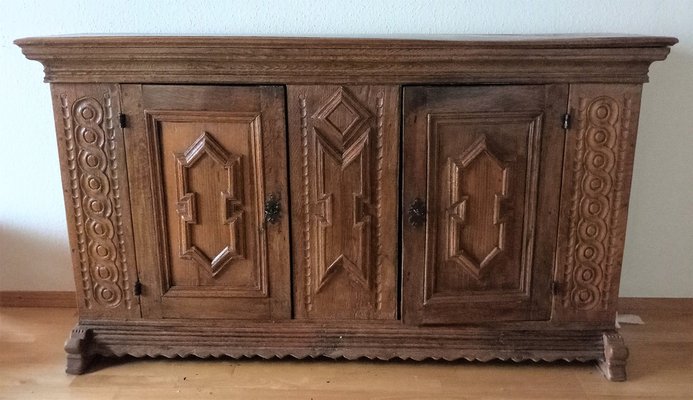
[
  {"xmin": 287, "ymin": 85, "xmax": 399, "ymax": 320},
  {"xmin": 50, "ymin": 84, "xmax": 140, "ymax": 319},
  {"xmin": 554, "ymin": 84, "xmax": 643, "ymax": 323}
]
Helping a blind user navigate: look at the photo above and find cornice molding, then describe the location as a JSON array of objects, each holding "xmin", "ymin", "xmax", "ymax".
[{"xmin": 15, "ymin": 35, "xmax": 677, "ymax": 84}]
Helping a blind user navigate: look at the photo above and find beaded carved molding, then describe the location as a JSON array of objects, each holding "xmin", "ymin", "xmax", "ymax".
[
  {"xmin": 60, "ymin": 91, "xmax": 132, "ymax": 310},
  {"xmin": 563, "ymin": 95, "xmax": 633, "ymax": 311}
]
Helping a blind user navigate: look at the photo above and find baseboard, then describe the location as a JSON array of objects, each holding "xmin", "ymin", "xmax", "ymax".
[
  {"xmin": 618, "ymin": 297, "xmax": 693, "ymax": 312},
  {"xmin": 0, "ymin": 291, "xmax": 76, "ymax": 308}
]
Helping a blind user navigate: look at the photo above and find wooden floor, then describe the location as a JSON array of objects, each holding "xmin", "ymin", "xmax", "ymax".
[{"xmin": 0, "ymin": 299, "xmax": 691, "ymax": 399}]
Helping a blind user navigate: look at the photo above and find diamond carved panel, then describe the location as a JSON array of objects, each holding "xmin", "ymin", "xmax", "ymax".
[
  {"xmin": 313, "ymin": 87, "xmax": 372, "ymax": 155},
  {"xmin": 292, "ymin": 85, "xmax": 399, "ymax": 320},
  {"xmin": 311, "ymin": 87, "xmax": 373, "ymax": 293},
  {"xmin": 446, "ymin": 135, "xmax": 509, "ymax": 279},
  {"xmin": 175, "ymin": 131, "xmax": 245, "ymax": 276},
  {"xmin": 326, "ymin": 102, "xmax": 357, "ymax": 133}
]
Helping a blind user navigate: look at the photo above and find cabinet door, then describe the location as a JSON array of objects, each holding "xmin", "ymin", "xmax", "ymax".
[
  {"xmin": 123, "ymin": 85, "xmax": 291, "ymax": 320},
  {"xmin": 402, "ymin": 85, "xmax": 568, "ymax": 325},
  {"xmin": 287, "ymin": 86, "xmax": 399, "ymax": 320}
]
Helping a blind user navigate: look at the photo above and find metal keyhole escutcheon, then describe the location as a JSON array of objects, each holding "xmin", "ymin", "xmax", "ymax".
[
  {"xmin": 408, "ymin": 198, "xmax": 426, "ymax": 227},
  {"xmin": 264, "ymin": 194, "xmax": 282, "ymax": 224}
]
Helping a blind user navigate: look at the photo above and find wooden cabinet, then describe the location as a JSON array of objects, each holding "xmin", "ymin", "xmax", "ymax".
[{"xmin": 16, "ymin": 34, "xmax": 676, "ymax": 381}]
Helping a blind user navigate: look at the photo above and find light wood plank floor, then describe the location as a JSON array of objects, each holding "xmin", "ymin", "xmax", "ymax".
[{"xmin": 1, "ymin": 298, "xmax": 691, "ymax": 399}]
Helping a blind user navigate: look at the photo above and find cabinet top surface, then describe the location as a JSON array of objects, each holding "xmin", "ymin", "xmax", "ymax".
[
  {"xmin": 15, "ymin": 34, "xmax": 678, "ymax": 48},
  {"xmin": 16, "ymin": 34, "xmax": 677, "ymax": 84}
]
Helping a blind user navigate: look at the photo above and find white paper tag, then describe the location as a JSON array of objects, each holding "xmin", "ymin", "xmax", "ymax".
[{"xmin": 615, "ymin": 313, "xmax": 645, "ymax": 328}]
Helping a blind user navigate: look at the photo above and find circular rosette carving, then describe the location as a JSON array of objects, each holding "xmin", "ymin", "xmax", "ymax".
[
  {"xmin": 569, "ymin": 96, "xmax": 620, "ymax": 311},
  {"xmin": 73, "ymin": 96, "xmax": 122, "ymax": 308}
]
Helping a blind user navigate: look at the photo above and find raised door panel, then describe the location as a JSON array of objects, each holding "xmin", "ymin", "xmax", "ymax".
[
  {"xmin": 122, "ymin": 85, "xmax": 290, "ymax": 320},
  {"xmin": 157, "ymin": 114, "xmax": 266, "ymax": 297},
  {"xmin": 287, "ymin": 86, "xmax": 399, "ymax": 320},
  {"xmin": 402, "ymin": 85, "xmax": 568, "ymax": 325},
  {"xmin": 50, "ymin": 84, "xmax": 140, "ymax": 319}
]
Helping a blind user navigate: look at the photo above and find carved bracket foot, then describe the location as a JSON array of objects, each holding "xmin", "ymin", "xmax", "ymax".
[
  {"xmin": 64, "ymin": 326, "xmax": 94, "ymax": 375},
  {"xmin": 597, "ymin": 331, "xmax": 629, "ymax": 381}
]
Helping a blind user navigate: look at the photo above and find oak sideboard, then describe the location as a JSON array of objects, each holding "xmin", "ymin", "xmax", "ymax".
[{"xmin": 16, "ymin": 34, "xmax": 676, "ymax": 380}]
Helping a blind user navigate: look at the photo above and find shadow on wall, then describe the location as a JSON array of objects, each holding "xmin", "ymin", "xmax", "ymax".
[{"xmin": 0, "ymin": 224, "xmax": 75, "ymax": 291}]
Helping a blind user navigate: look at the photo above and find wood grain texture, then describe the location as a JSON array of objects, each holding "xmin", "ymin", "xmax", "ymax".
[
  {"xmin": 68, "ymin": 319, "xmax": 607, "ymax": 363},
  {"xmin": 554, "ymin": 84, "xmax": 643, "ymax": 324},
  {"xmin": 0, "ymin": 291, "xmax": 76, "ymax": 308},
  {"xmin": 402, "ymin": 85, "xmax": 567, "ymax": 325},
  {"xmin": 14, "ymin": 35, "xmax": 676, "ymax": 84},
  {"xmin": 49, "ymin": 84, "xmax": 140, "ymax": 320},
  {"xmin": 287, "ymin": 85, "xmax": 399, "ymax": 320},
  {"xmin": 3, "ymin": 299, "xmax": 692, "ymax": 399},
  {"xmin": 121, "ymin": 85, "xmax": 291, "ymax": 320},
  {"xmin": 16, "ymin": 36, "xmax": 677, "ymax": 381}
]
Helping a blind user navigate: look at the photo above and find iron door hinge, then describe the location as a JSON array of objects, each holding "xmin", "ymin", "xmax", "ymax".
[
  {"xmin": 562, "ymin": 113, "xmax": 571, "ymax": 130},
  {"xmin": 134, "ymin": 280, "xmax": 142, "ymax": 296},
  {"xmin": 119, "ymin": 113, "xmax": 127, "ymax": 128}
]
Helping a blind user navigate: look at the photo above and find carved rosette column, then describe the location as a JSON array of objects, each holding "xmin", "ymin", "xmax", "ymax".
[
  {"xmin": 554, "ymin": 85, "xmax": 642, "ymax": 380},
  {"xmin": 51, "ymin": 84, "xmax": 139, "ymax": 319},
  {"xmin": 555, "ymin": 84, "xmax": 643, "ymax": 323}
]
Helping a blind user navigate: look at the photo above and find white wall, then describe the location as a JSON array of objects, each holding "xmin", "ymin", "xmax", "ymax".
[{"xmin": 1, "ymin": 0, "xmax": 691, "ymax": 296}]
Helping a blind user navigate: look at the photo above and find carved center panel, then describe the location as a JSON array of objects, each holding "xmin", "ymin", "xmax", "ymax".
[
  {"xmin": 446, "ymin": 135, "xmax": 509, "ymax": 279},
  {"xmin": 564, "ymin": 95, "xmax": 622, "ymax": 311},
  {"xmin": 312, "ymin": 87, "xmax": 373, "ymax": 292},
  {"xmin": 424, "ymin": 108, "xmax": 544, "ymax": 301},
  {"xmin": 70, "ymin": 95, "xmax": 129, "ymax": 309},
  {"xmin": 175, "ymin": 131, "xmax": 246, "ymax": 277}
]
